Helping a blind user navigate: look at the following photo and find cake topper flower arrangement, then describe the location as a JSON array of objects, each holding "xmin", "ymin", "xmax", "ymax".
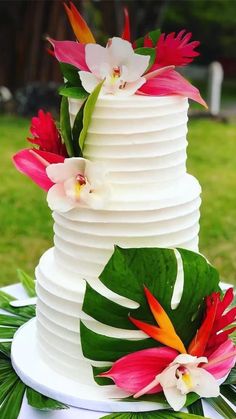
[{"xmin": 13, "ymin": 1, "xmax": 206, "ymax": 214}]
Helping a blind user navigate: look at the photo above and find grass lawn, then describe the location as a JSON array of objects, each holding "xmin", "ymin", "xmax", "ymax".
[{"xmin": 0, "ymin": 114, "xmax": 236, "ymax": 287}]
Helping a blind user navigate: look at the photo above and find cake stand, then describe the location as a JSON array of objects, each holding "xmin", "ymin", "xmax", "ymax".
[{"xmin": 2, "ymin": 284, "xmax": 233, "ymax": 418}]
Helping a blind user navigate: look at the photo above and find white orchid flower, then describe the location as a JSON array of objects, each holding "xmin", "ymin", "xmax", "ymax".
[
  {"xmin": 79, "ymin": 37, "xmax": 150, "ymax": 96},
  {"xmin": 46, "ymin": 158, "xmax": 110, "ymax": 212},
  {"xmin": 134, "ymin": 354, "xmax": 220, "ymax": 411}
]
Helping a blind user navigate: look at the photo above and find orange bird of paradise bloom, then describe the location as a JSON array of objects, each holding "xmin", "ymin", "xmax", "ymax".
[
  {"xmin": 129, "ymin": 286, "xmax": 187, "ymax": 354},
  {"xmin": 63, "ymin": 1, "xmax": 96, "ymax": 44}
]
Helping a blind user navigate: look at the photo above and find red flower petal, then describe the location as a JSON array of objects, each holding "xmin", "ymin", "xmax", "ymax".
[
  {"xmin": 139, "ymin": 69, "xmax": 207, "ymax": 107},
  {"xmin": 188, "ymin": 292, "xmax": 218, "ymax": 357},
  {"xmin": 99, "ymin": 347, "xmax": 178, "ymax": 394},
  {"xmin": 48, "ymin": 39, "xmax": 89, "ymax": 71},
  {"xmin": 121, "ymin": 7, "xmax": 131, "ymax": 42},
  {"xmin": 28, "ymin": 110, "xmax": 67, "ymax": 156},
  {"xmin": 155, "ymin": 30, "xmax": 200, "ymax": 68}
]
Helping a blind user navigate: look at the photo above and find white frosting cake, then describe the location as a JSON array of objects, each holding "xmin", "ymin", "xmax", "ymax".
[{"xmin": 35, "ymin": 95, "xmax": 201, "ymax": 382}]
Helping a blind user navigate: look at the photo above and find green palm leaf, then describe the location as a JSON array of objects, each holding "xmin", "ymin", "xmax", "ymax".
[
  {"xmin": 0, "ymin": 379, "xmax": 26, "ymax": 419},
  {"xmin": 207, "ymin": 395, "xmax": 236, "ymax": 418},
  {"xmin": 0, "ymin": 285, "xmax": 69, "ymax": 415},
  {"xmin": 100, "ymin": 410, "xmax": 208, "ymax": 418},
  {"xmin": 17, "ymin": 269, "xmax": 36, "ymax": 298}
]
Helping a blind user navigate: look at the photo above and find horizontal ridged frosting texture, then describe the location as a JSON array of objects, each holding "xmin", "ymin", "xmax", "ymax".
[{"xmin": 36, "ymin": 95, "xmax": 201, "ymax": 380}]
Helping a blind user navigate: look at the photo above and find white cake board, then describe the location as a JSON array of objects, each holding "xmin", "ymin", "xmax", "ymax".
[{"xmin": 11, "ymin": 318, "xmax": 165, "ymax": 413}]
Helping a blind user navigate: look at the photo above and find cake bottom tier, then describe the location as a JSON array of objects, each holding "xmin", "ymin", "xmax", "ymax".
[{"xmin": 36, "ymin": 245, "xmax": 190, "ymax": 382}]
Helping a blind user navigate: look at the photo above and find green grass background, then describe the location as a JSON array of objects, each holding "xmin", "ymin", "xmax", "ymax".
[{"xmin": 0, "ymin": 115, "xmax": 236, "ymax": 286}]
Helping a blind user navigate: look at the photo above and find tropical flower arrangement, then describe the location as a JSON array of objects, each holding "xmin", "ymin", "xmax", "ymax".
[
  {"xmin": 14, "ymin": 1, "xmax": 206, "ymax": 214},
  {"xmin": 81, "ymin": 247, "xmax": 236, "ymax": 417}
]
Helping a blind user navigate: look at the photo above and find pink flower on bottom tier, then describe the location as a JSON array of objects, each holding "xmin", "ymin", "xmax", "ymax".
[
  {"xmin": 134, "ymin": 354, "xmax": 219, "ymax": 411},
  {"xmin": 79, "ymin": 37, "xmax": 150, "ymax": 95},
  {"xmin": 46, "ymin": 157, "xmax": 110, "ymax": 212}
]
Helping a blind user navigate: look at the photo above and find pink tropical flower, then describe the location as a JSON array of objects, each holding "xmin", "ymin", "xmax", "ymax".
[
  {"xmin": 13, "ymin": 149, "xmax": 64, "ymax": 191},
  {"xmin": 46, "ymin": 157, "xmax": 110, "ymax": 212},
  {"xmin": 134, "ymin": 354, "xmax": 219, "ymax": 411},
  {"xmin": 139, "ymin": 69, "xmax": 206, "ymax": 107},
  {"xmin": 99, "ymin": 347, "xmax": 178, "ymax": 395},
  {"xmin": 28, "ymin": 109, "xmax": 67, "ymax": 157},
  {"xmin": 204, "ymin": 339, "xmax": 236, "ymax": 380}
]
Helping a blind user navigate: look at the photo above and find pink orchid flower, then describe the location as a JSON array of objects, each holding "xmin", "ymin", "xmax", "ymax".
[{"xmin": 46, "ymin": 157, "xmax": 110, "ymax": 212}]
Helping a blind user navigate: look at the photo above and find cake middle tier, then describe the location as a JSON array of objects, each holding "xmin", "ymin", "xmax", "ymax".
[{"xmin": 52, "ymin": 173, "xmax": 201, "ymax": 278}]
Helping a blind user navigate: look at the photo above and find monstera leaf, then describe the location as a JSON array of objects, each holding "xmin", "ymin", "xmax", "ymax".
[{"xmin": 81, "ymin": 247, "xmax": 220, "ymax": 365}]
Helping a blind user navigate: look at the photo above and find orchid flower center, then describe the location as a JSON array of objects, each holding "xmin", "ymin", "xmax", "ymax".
[
  {"xmin": 176, "ymin": 366, "xmax": 194, "ymax": 393},
  {"xmin": 74, "ymin": 173, "xmax": 86, "ymax": 198},
  {"xmin": 112, "ymin": 66, "xmax": 121, "ymax": 78}
]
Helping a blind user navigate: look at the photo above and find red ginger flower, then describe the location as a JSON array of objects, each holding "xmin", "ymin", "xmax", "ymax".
[
  {"xmin": 188, "ymin": 288, "xmax": 236, "ymax": 358},
  {"xmin": 154, "ymin": 30, "xmax": 200, "ymax": 69},
  {"xmin": 28, "ymin": 110, "xmax": 67, "ymax": 157}
]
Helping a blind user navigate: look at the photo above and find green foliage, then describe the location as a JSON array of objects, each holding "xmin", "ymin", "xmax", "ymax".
[
  {"xmin": 26, "ymin": 387, "xmax": 68, "ymax": 411},
  {"xmin": 134, "ymin": 29, "xmax": 161, "ymax": 48},
  {"xmin": 59, "ymin": 63, "xmax": 82, "ymax": 86},
  {"xmin": 207, "ymin": 395, "xmax": 236, "ymax": 418},
  {"xmin": 222, "ymin": 366, "xmax": 236, "ymax": 385},
  {"xmin": 135, "ymin": 47, "xmax": 156, "ymax": 71},
  {"xmin": 100, "ymin": 411, "xmax": 208, "ymax": 419},
  {"xmin": 220, "ymin": 385, "xmax": 236, "ymax": 407},
  {"xmin": 17, "ymin": 269, "xmax": 36, "ymax": 297},
  {"xmin": 60, "ymin": 96, "xmax": 74, "ymax": 157},
  {"xmin": 0, "ymin": 287, "xmax": 69, "ymax": 416},
  {"xmin": 79, "ymin": 80, "xmax": 104, "ymax": 151},
  {"xmin": 187, "ymin": 399, "xmax": 204, "ymax": 415},
  {"xmin": 162, "ymin": 0, "xmax": 236, "ymax": 61},
  {"xmin": 82, "ymin": 247, "xmax": 219, "ymax": 365},
  {"xmin": 58, "ymin": 86, "xmax": 88, "ymax": 100}
]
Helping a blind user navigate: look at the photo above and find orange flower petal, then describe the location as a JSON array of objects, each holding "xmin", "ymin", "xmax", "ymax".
[
  {"xmin": 64, "ymin": 1, "xmax": 96, "ymax": 44},
  {"xmin": 129, "ymin": 316, "xmax": 186, "ymax": 354},
  {"xmin": 144, "ymin": 286, "xmax": 175, "ymax": 333}
]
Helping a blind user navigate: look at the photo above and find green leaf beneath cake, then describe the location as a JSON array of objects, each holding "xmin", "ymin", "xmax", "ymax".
[
  {"xmin": 100, "ymin": 410, "xmax": 209, "ymax": 418},
  {"xmin": 58, "ymin": 86, "xmax": 89, "ymax": 100},
  {"xmin": 26, "ymin": 387, "xmax": 68, "ymax": 411},
  {"xmin": 79, "ymin": 79, "xmax": 104, "ymax": 151},
  {"xmin": 17, "ymin": 269, "xmax": 36, "ymax": 298}
]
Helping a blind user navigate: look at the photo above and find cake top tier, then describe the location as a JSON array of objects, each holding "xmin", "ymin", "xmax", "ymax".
[{"xmin": 13, "ymin": 2, "xmax": 206, "ymax": 214}]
